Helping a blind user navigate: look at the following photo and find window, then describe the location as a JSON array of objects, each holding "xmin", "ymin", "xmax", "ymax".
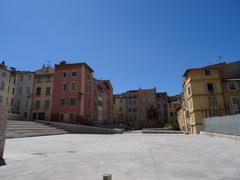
[
  {"xmin": 60, "ymin": 98, "xmax": 65, "ymax": 106},
  {"xmin": 69, "ymin": 113, "xmax": 75, "ymax": 122},
  {"xmin": 12, "ymin": 88, "xmax": 15, "ymax": 95},
  {"xmin": 0, "ymin": 82, "xmax": 5, "ymax": 91},
  {"xmin": 170, "ymin": 112, "xmax": 174, "ymax": 117},
  {"xmin": 35, "ymin": 100, "xmax": 40, "ymax": 109},
  {"xmin": 72, "ymin": 71, "xmax": 77, "ymax": 77},
  {"xmin": 0, "ymin": 95, "xmax": 3, "ymax": 103},
  {"xmin": 209, "ymin": 96, "xmax": 216, "ymax": 106},
  {"xmin": 207, "ymin": 83, "xmax": 214, "ymax": 92},
  {"xmin": 70, "ymin": 98, "xmax": 76, "ymax": 106},
  {"xmin": 37, "ymin": 77, "xmax": 42, "ymax": 82},
  {"xmin": 44, "ymin": 100, "xmax": 50, "ymax": 109},
  {"xmin": 228, "ymin": 82, "xmax": 238, "ymax": 91},
  {"xmin": 46, "ymin": 87, "xmax": 51, "ymax": 95},
  {"xmin": 71, "ymin": 82, "xmax": 77, "ymax": 91},
  {"xmin": 63, "ymin": 72, "xmax": 68, "ymax": 77},
  {"xmin": 204, "ymin": 69, "xmax": 211, "ymax": 76},
  {"xmin": 27, "ymin": 87, "xmax": 31, "ymax": 95},
  {"xmin": 28, "ymin": 75, "xmax": 32, "ymax": 81},
  {"xmin": 62, "ymin": 84, "xmax": 67, "ymax": 92},
  {"xmin": 19, "ymin": 87, "xmax": 22, "ymax": 95},
  {"xmin": 129, "ymin": 101, "xmax": 132, "ymax": 105},
  {"xmin": 129, "ymin": 108, "xmax": 132, "ymax": 112},
  {"xmin": 2, "ymin": 72, "xmax": 6, "ymax": 77},
  {"xmin": 231, "ymin": 96, "xmax": 239, "ymax": 105},
  {"xmin": 36, "ymin": 87, "xmax": 41, "ymax": 95},
  {"xmin": 187, "ymin": 86, "xmax": 192, "ymax": 95}
]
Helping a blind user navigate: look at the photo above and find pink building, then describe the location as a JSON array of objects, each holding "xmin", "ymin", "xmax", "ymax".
[{"xmin": 51, "ymin": 61, "xmax": 94, "ymax": 124}]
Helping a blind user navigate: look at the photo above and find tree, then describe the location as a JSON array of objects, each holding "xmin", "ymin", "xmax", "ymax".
[{"xmin": 146, "ymin": 105, "xmax": 159, "ymax": 122}]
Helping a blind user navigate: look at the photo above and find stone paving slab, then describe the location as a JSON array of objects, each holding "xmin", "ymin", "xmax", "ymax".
[{"xmin": 0, "ymin": 134, "xmax": 240, "ymax": 180}]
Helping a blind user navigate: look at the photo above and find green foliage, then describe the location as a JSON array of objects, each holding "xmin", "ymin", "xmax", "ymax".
[
  {"xmin": 164, "ymin": 122, "xmax": 180, "ymax": 130},
  {"xmin": 146, "ymin": 105, "xmax": 159, "ymax": 122}
]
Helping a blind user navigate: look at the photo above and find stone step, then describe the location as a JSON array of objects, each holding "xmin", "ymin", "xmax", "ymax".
[
  {"xmin": 6, "ymin": 131, "xmax": 66, "ymax": 139},
  {"xmin": 7, "ymin": 129, "xmax": 66, "ymax": 133},
  {"xmin": 6, "ymin": 120, "xmax": 68, "ymax": 138},
  {"xmin": 7, "ymin": 127, "xmax": 60, "ymax": 131}
]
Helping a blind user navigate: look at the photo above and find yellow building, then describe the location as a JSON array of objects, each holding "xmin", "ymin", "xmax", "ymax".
[{"xmin": 179, "ymin": 60, "xmax": 240, "ymax": 134}]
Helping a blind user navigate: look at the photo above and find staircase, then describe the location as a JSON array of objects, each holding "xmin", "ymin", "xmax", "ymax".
[{"xmin": 7, "ymin": 114, "xmax": 67, "ymax": 138}]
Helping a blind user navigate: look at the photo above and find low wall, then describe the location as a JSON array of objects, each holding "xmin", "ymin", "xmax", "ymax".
[
  {"xmin": 0, "ymin": 104, "xmax": 7, "ymax": 165},
  {"xmin": 35, "ymin": 120, "xmax": 122, "ymax": 134},
  {"xmin": 203, "ymin": 114, "xmax": 240, "ymax": 136}
]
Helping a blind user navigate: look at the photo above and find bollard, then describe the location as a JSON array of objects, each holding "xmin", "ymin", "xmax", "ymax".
[
  {"xmin": 0, "ymin": 104, "xmax": 8, "ymax": 166},
  {"xmin": 103, "ymin": 174, "xmax": 112, "ymax": 180}
]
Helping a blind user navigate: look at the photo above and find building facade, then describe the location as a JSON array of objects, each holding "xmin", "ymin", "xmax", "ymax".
[
  {"xmin": 0, "ymin": 62, "xmax": 16, "ymax": 113},
  {"xmin": 113, "ymin": 94, "xmax": 127, "ymax": 125},
  {"xmin": 156, "ymin": 92, "xmax": 168, "ymax": 126},
  {"xmin": 113, "ymin": 88, "xmax": 158, "ymax": 129},
  {"xmin": 51, "ymin": 61, "xmax": 94, "ymax": 124},
  {"xmin": 32, "ymin": 66, "xmax": 54, "ymax": 121},
  {"xmin": 12, "ymin": 71, "xmax": 34, "ymax": 120},
  {"xmin": 167, "ymin": 95, "xmax": 180, "ymax": 124},
  {"xmin": 178, "ymin": 60, "xmax": 240, "ymax": 134},
  {"xmin": 93, "ymin": 79, "xmax": 113, "ymax": 125}
]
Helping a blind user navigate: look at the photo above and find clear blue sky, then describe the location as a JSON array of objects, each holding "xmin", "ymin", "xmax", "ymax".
[{"xmin": 1, "ymin": 0, "xmax": 240, "ymax": 95}]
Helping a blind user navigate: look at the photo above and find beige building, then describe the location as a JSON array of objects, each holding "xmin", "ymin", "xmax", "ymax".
[
  {"xmin": 113, "ymin": 88, "xmax": 158, "ymax": 129},
  {"xmin": 178, "ymin": 60, "xmax": 240, "ymax": 134},
  {"xmin": 32, "ymin": 65, "xmax": 54, "ymax": 121},
  {"xmin": 113, "ymin": 94, "xmax": 127, "ymax": 125},
  {"xmin": 12, "ymin": 71, "xmax": 34, "ymax": 120},
  {"xmin": 0, "ymin": 62, "xmax": 16, "ymax": 112}
]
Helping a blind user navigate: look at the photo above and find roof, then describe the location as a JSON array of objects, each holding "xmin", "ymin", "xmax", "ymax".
[
  {"xmin": 183, "ymin": 62, "xmax": 226, "ymax": 77},
  {"xmin": 35, "ymin": 66, "xmax": 54, "ymax": 75},
  {"xmin": 55, "ymin": 62, "xmax": 94, "ymax": 72}
]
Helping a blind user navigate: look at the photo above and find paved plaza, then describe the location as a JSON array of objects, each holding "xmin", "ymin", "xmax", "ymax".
[{"xmin": 0, "ymin": 134, "xmax": 240, "ymax": 180}]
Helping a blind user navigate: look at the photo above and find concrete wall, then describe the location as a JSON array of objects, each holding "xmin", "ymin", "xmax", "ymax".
[{"xmin": 203, "ymin": 114, "xmax": 240, "ymax": 136}]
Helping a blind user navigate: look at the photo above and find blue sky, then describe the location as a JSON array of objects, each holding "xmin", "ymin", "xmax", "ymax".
[{"xmin": 1, "ymin": 0, "xmax": 240, "ymax": 95}]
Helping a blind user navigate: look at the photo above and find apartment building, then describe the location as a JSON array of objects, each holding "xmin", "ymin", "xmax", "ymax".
[
  {"xmin": 0, "ymin": 62, "xmax": 16, "ymax": 112},
  {"xmin": 93, "ymin": 79, "xmax": 113, "ymax": 125},
  {"xmin": 51, "ymin": 61, "xmax": 94, "ymax": 124},
  {"xmin": 167, "ymin": 95, "xmax": 180, "ymax": 123},
  {"xmin": 156, "ymin": 92, "xmax": 168, "ymax": 126},
  {"xmin": 12, "ymin": 71, "xmax": 34, "ymax": 120},
  {"xmin": 32, "ymin": 65, "xmax": 54, "ymax": 121},
  {"xmin": 178, "ymin": 60, "xmax": 240, "ymax": 134},
  {"xmin": 113, "ymin": 88, "xmax": 158, "ymax": 129},
  {"xmin": 113, "ymin": 94, "xmax": 127, "ymax": 125}
]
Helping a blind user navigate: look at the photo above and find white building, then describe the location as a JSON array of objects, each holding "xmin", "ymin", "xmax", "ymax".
[{"xmin": 12, "ymin": 71, "xmax": 34, "ymax": 120}]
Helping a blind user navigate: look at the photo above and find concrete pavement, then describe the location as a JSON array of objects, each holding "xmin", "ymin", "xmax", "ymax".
[{"xmin": 0, "ymin": 134, "xmax": 240, "ymax": 180}]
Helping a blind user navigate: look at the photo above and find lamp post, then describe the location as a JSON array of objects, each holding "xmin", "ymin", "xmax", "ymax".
[{"xmin": 0, "ymin": 104, "xmax": 7, "ymax": 166}]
